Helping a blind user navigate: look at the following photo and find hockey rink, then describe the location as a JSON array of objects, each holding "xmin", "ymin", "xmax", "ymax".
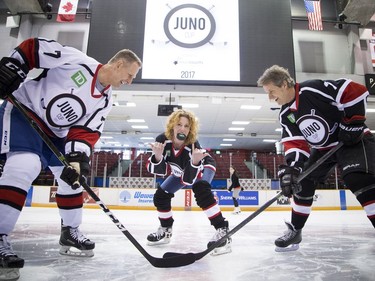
[{"xmin": 9, "ymin": 207, "xmax": 375, "ymax": 281}]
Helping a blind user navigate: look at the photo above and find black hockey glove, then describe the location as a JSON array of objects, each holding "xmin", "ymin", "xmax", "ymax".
[
  {"xmin": 60, "ymin": 152, "xmax": 90, "ymax": 190},
  {"xmin": 0, "ymin": 57, "xmax": 28, "ymax": 99},
  {"xmin": 338, "ymin": 116, "xmax": 365, "ymax": 146},
  {"xmin": 278, "ymin": 165, "xmax": 302, "ymax": 198}
]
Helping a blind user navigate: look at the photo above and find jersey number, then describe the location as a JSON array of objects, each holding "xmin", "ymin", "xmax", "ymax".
[{"xmin": 43, "ymin": 51, "xmax": 61, "ymax": 58}]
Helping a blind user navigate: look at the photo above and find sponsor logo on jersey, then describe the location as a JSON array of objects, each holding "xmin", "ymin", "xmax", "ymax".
[
  {"xmin": 297, "ymin": 112, "xmax": 330, "ymax": 146},
  {"xmin": 71, "ymin": 70, "xmax": 87, "ymax": 87},
  {"xmin": 287, "ymin": 113, "xmax": 296, "ymax": 123},
  {"xmin": 46, "ymin": 94, "xmax": 86, "ymax": 127}
]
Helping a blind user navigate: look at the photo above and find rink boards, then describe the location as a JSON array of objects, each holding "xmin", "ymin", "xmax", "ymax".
[{"xmin": 27, "ymin": 185, "xmax": 362, "ymax": 211}]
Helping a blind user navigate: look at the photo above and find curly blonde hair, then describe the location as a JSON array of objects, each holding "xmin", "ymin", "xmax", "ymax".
[{"xmin": 165, "ymin": 109, "xmax": 199, "ymax": 145}]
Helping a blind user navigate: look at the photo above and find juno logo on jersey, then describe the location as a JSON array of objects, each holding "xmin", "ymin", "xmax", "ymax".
[
  {"xmin": 297, "ymin": 113, "xmax": 330, "ymax": 146},
  {"xmin": 71, "ymin": 70, "xmax": 87, "ymax": 87},
  {"xmin": 46, "ymin": 94, "xmax": 86, "ymax": 127}
]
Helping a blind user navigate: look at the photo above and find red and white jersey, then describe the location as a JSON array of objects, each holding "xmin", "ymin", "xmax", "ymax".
[
  {"xmin": 9, "ymin": 37, "xmax": 112, "ymax": 156},
  {"xmin": 280, "ymin": 79, "xmax": 369, "ymax": 168}
]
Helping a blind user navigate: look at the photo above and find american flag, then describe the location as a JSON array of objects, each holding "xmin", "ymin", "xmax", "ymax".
[{"xmin": 304, "ymin": 0, "xmax": 323, "ymax": 31}]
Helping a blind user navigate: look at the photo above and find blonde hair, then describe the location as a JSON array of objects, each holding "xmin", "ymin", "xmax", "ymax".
[
  {"xmin": 257, "ymin": 65, "xmax": 294, "ymax": 88},
  {"xmin": 108, "ymin": 49, "xmax": 142, "ymax": 68},
  {"xmin": 165, "ymin": 109, "xmax": 199, "ymax": 145}
]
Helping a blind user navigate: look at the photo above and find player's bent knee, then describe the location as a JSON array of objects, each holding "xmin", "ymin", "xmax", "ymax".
[
  {"xmin": 1, "ymin": 152, "xmax": 41, "ymax": 188},
  {"xmin": 153, "ymin": 186, "xmax": 174, "ymax": 209},
  {"xmin": 192, "ymin": 180, "xmax": 216, "ymax": 208}
]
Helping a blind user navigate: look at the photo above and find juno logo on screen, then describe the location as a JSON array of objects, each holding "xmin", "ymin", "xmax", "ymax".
[{"xmin": 164, "ymin": 4, "xmax": 216, "ymax": 48}]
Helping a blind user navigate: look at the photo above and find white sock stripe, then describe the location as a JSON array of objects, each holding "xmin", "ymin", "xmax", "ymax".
[
  {"xmin": 158, "ymin": 210, "xmax": 173, "ymax": 219},
  {"xmin": 204, "ymin": 203, "xmax": 221, "ymax": 218},
  {"xmin": 292, "ymin": 201, "xmax": 312, "ymax": 215}
]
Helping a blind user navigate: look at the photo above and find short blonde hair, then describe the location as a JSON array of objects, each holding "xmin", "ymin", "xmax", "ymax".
[
  {"xmin": 108, "ymin": 49, "xmax": 142, "ymax": 68},
  {"xmin": 165, "ymin": 109, "xmax": 199, "ymax": 145}
]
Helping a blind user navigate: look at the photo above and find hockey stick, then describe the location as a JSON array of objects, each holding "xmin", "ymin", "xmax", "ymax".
[
  {"xmin": 164, "ymin": 142, "xmax": 344, "ymax": 260},
  {"xmin": 7, "ymin": 94, "xmax": 195, "ymax": 268}
]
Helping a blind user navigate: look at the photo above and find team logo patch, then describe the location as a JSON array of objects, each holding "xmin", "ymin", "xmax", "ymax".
[
  {"xmin": 287, "ymin": 113, "xmax": 295, "ymax": 123},
  {"xmin": 297, "ymin": 113, "xmax": 330, "ymax": 146},
  {"xmin": 71, "ymin": 70, "xmax": 87, "ymax": 87},
  {"xmin": 46, "ymin": 94, "xmax": 86, "ymax": 127}
]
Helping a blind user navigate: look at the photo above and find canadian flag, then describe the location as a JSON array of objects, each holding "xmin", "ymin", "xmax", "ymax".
[{"xmin": 57, "ymin": 0, "xmax": 78, "ymax": 22}]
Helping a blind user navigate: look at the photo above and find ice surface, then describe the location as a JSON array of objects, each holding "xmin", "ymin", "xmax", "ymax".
[{"xmin": 9, "ymin": 207, "xmax": 375, "ymax": 281}]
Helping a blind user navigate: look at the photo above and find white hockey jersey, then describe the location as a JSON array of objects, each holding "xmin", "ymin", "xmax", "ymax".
[{"xmin": 9, "ymin": 37, "xmax": 112, "ymax": 156}]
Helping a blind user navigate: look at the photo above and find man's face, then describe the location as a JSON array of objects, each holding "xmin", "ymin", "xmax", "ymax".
[
  {"xmin": 112, "ymin": 60, "xmax": 140, "ymax": 88},
  {"xmin": 263, "ymin": 82, "xmax": 293, "ymax": 106}
]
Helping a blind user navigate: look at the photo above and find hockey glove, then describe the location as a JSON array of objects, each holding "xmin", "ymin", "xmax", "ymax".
[
  {"xmin": 60, "ymin": 152, "xmax": 90, "ymax": 190},
  {"xmin": 278, "ymin": 165, "xmax": 302, "ymax": 198},
  {"xmin": 338, "ymin": 116, "xmax": 365, "ymax": 146},
  {"xmin": 0, "ymin": 57, "xmax": 28, "ymax": 99}
]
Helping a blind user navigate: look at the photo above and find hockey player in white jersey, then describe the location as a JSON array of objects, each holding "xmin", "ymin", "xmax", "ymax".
[{"xmin": 0, "ymin": 37, "xmax": 141, "ymax": 280}]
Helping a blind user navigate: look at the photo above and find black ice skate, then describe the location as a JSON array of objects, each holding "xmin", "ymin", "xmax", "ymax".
[
  {"xmin": 275, "ymin": 222, "xmax": 302, "ymax": 252},
  {"xmin": 147, "ymin": 226, "xmax": 172, "ymax": 245},
  {"xmin": 59, "ymin": 226, "xmax": 95, "ymax": 257},
  {"xmin": 0, "ymin": 235, "xmax": 24, "ymax": 281},
  {"xmin": 207, "ymin": 227, "xmax": 232, "ymax": 256}
]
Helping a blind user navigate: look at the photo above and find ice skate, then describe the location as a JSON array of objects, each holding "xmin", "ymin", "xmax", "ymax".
[
  {"xmin": 232, "ymin": 207, "xmax": 241, "ymax": 215},
  {"xmin": 147, "ymin": 226, "xmax": 172, "ymax": 245},
  {"xmin": 275, "ymin": 222, "xmax": 302, "ymax": 252},
  {"xmin": 0, "ymin": 235, "xmax": 24, "ymax": 281},
  {"xmin": 207, "ymin": 226, "xmax": 232, "ymax": 256},
  {"xmin": 59, "ymin": 226, "xmax": 95, "ymax": 257}
]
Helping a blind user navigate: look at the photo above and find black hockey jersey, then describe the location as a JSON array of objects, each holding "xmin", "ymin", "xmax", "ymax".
[
  {"xmin": 280, "ymin": 79, "xmax": 369, "ymax": 168},
  {"xmin": 146, "ymin": 133, "xmax": 216, "ymax": 185}
]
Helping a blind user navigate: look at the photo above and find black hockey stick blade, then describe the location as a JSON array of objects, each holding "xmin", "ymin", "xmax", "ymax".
[
  {"xmin": 163, "ymin": 192, "xmax": 283, "ymax": 260},
  {"xmin": 164, "ymin": 142, "xmax": 344, "ymax": 261},
  {"xmin": 7, "ymin": 94, "xmax": 196, "ymax": 268}
]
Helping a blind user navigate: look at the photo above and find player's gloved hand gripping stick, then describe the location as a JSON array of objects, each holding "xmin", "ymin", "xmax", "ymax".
[
  {"xmin": 164, "ymin": 141, "xmax": 344, "ymax": 261},
  {"xmin": 7, "ymin": 93, "xmax": 196, "ymax": 268}
]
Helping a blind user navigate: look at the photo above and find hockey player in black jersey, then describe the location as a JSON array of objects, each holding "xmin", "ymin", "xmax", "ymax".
[
  {"xmin": 258, "ymin": 65, "xmax": 375, "ymax": 252},
  {"xmin": 146, "ymin": 109, "xmax": 231, "ymax": 255},
  {"xmin": 0, "ymin": 38, "xmax": 141, "ymax": 279}
]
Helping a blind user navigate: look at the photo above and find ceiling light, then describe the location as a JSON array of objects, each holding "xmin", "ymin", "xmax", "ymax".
[
  {"xmin": 220, "ymin": 143, "xmax": 233, "ymax": 146},
  {"xmin": 366, "ymin": 109, "xmax": 375, "ymax": 113},
  {"xmin": 232, "ymin": 121, "xmax": 250, "ymax": 125},
  {"xmin": 125, "ymin": 102, "xmax": 136, "ymax": 107},
  {"xmin": 131, "ymin": 125, "xmax": 149, "ymax": 129},
  {"xmin": 127, "ymin": 119, "xmax": 145, "ymax": 123},
  {"xmin": 240, "ymin": 105, "xmax": 262, "ymax": 110},
  {"xmin": 228, "ymin": 127, "xmax": 245, "ymax": 131},
  {"xmin": 140, "ymin": 137, "xmax": 154, "ymax": 140},
  {"xmin": 223, "ymin": 138, "xmax": 236, "ymax": 141},
  {"xmin": 100, "ymin": 136, "xmax": 114, "ymax": 139},
  {"xmin": 275, "ymin": 128, "xmax": 282, "ymax": 132}
]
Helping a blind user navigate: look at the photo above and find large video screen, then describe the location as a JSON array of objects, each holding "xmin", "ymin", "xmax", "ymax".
[{"xmin": 88, "ymin": 0, "xmax": 295, "ymax": 87}]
